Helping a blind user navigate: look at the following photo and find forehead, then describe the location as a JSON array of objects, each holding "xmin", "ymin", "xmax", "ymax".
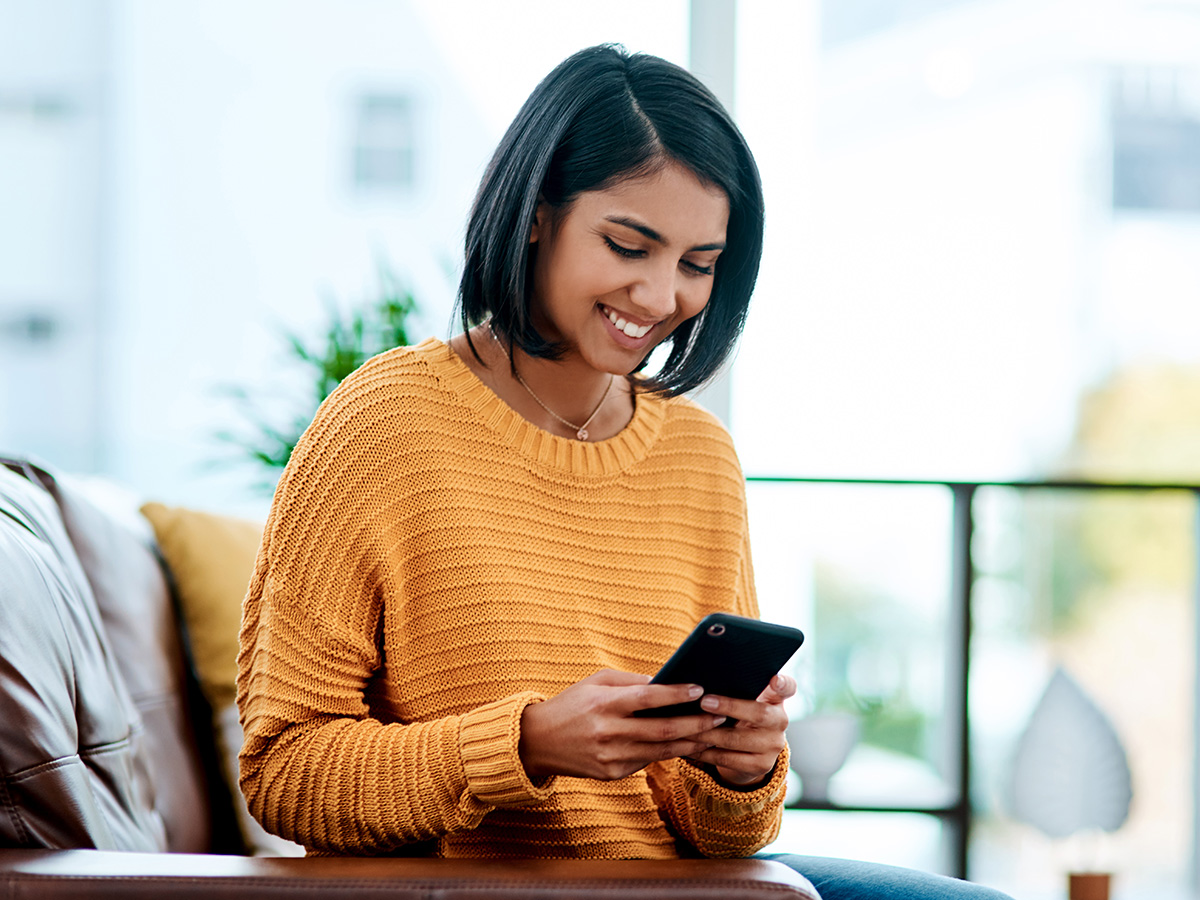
[{"xmin": 569, "ymin": 163, "xmax": 730, "ymax": 241}]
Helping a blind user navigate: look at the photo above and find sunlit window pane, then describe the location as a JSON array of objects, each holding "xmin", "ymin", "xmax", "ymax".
[
  {"xmin": 748, "ymin": 482, "xmax": 958, "ymax": 810},
  {"xmin": 970, "ymin": 487, "xmax": 1196, "ymax": 899},
  {"xmin": 769, "ymin": 809, "xmax": 949, "ymax": 872}
]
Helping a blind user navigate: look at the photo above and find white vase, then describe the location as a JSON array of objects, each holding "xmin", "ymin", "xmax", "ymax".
[{"xmin": 785, "ymin": 712, "xmax": 860, "ymax": 802}]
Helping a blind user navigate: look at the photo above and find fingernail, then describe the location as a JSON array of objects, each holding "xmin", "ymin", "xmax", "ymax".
[
  {"xmin": 688, "ymin": 685, "xmax": 704, "ymax": 699},
  {"xmin": 712, "ymin": 716, "xmax": 727, "ymax": 727},
  {"xmin": 700, "ymin": 696, "xmax": 719, "ymax": 711}
]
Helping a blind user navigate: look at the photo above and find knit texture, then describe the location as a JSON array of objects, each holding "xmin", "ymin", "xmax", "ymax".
[{"xmin": 236, "ymin": 337, "xmax": 787, "ymax": 858}]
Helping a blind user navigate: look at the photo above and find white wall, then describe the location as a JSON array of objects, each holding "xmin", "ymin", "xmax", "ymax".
[
  {"xmin": 0, "ymin": 0, "xmax": 109, "ymax": 471},
  {"xmin": 100, "ymin": 0, "xmax": 691, "ymax": 516},
  {"xmin": 104, "ymin": 0, "xmax": 493, "ymax": 514},
  {"xmin": 732, "ymin": 0, "xmax": 1200, "ymax": 482},
  {"xmin": 3, "ymin": 0, "xmax": 693, "ymax": 514}
]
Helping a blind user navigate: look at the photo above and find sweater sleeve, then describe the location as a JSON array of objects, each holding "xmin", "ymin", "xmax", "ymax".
[
  {"xmin": 235, "ymin": 362, "xmax": 555, "ymax": 854},
  {"xmin": 645, "ymin": 513, "xmax": 789, "ymax": 857},
  {"xmin": 645, "ymin": 748, "xmax": 789, "ymax": 857}
]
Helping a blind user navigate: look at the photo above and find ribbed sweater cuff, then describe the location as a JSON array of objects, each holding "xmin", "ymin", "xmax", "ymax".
[
  {"xmin": 678, "ymin": 743, "xmax": 790, "ymax": 815},
  {"xmin": 458, "ymin": 692, "xmax": 556, "ymax": 808}
]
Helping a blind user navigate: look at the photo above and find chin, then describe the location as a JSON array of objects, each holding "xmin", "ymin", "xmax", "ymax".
[{"xmin": 601, "ymin": 347, "xmax": 654, "ymax": 378}]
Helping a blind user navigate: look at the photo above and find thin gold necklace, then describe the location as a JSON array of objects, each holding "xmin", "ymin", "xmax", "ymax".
[{"xmin": 488, "ymin": 326, "xmax": 615, "ymax": 441}]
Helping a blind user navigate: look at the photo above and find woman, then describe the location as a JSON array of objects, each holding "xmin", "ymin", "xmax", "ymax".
[{"xmin": 237, "ymin": 44, "xmax": 1012, "ymax": 900}]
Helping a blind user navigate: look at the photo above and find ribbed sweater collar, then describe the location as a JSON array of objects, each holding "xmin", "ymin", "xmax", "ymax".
[{"xmin": 420, "ymin": 337, "xmax": 666, "ymax": 478}]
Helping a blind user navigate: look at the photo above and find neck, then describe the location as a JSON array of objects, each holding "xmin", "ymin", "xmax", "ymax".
[
  {"xmin": 475, "ymin": 325, "xmax": 629, "ymax": 441},
  {"xmin": 512, "ymin": 350, "xmax": 616, "ymax": 425}
]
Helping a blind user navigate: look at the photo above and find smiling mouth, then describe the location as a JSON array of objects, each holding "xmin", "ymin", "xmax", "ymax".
[{"xmin": 600, "ymin": 305, "xmax": 655, "ymax": 339}]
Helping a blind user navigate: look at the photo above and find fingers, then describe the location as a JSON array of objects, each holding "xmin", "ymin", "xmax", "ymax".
[
  {"xmin": 687, "ymin": 717, "xmax": 786, "ymax": 786},
  {"xmin": 615, "ymin": 681, "xmax": 707, "ymax": 718},
  {"xmin": 698, "ymin": 692, "xmax": 788, "ymax": 730},
  {"xmin": 757, "ymin": 673, "xmax": 798, "ymax": 703},
  {"xmin": 520, "ymin": 670, "xmax": 735, "ymax": 782},
  {"xmin": 583, "ymin": 669, "xmax": 652, "ymax": 687},
  {"xmin": 588, "ymin": 670, "xmax": 794, "ymax": 719},
  {"xmin": 691, "ymin": 722, "xmax": 780, "ymax": 753},
  {"xmin": 684, "ymin": 677, "xmax": 793, "ymax": 787},
  {"xmin": 628, "ymin": 712, "xmax": 727, "ymax": 743},
  {"xmin": 572, "ymin": 672, "xmax": 730, "ymax": 735},
  {"xmin": 689, "ymin": 746, "xmax": 782, "ymax": 786},
  {"xmin": 645, "ymin": 737, "xmax": 713, "ymax": 762},
  {"xmin": 584, "ymin": 671, "xmax": 714, "ymax": 718}
]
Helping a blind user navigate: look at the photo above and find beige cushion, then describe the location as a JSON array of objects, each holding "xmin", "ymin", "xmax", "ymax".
[
  {"xmin": 139, "ymin": 502, "xmax": 304, "ymax": 857},
  {"xmin": 139, "ymin": 503, "xmax": 261, "ymax": 710}
]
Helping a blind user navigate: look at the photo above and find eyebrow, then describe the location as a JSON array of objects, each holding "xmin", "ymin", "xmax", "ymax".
[{"xmin": 604, "ymin": 215, "xmax": 726, "ymax": 252}]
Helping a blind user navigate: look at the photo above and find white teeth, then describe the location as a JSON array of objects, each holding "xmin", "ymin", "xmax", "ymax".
[{"xmin": 604, "ymin": 307, "xmax": 652, "ymax": 339}]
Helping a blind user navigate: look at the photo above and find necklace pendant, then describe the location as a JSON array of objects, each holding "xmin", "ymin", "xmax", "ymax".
[{"xmin": 577, "ymin": 428, "xmax": 589, "ymax": 441}]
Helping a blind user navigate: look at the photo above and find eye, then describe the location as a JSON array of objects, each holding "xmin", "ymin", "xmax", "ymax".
[
  {"xmin": 603, "ymin": 236, "xmax": 645, "ymax": 259},
  {"xmin": 681, "ymin": 258, "xmax": 716, "ymax": 277}
]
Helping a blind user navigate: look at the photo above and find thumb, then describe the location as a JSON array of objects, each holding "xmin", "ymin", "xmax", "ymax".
[{"xmin": 757, "ymin": 673, "xmax": 797, "ymax": 704}]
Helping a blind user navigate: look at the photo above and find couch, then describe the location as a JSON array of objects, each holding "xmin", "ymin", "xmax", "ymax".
[{"xmin": 0, "ymin": 457, "xmax": 819, "ymax": 899}]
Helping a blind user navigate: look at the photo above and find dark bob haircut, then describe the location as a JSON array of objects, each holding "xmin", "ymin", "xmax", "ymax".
[{"xmin": 456, "ymin": 43, "xmax": 764, "ymax": 397}]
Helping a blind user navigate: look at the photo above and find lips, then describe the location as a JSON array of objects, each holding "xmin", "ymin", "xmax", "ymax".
[{"xmin": 600, "ymin": 304, "xmax": 655, "ymax": 339}]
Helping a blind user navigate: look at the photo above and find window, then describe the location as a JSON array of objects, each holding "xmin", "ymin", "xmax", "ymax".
[
  {"xmin": 819, "ymin": 0, "xmax": 982, "ymax": 48},
  {"xmin": 353, "ymin": 94, "xmax": 416, "ymax": 192},
  {"xmin": 1112, "ymin": 67, "xmax": 1200, "ymax": 212}
]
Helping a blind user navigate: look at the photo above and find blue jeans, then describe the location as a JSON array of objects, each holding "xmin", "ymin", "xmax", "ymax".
[{"xmin": 757, "ymin": 853, "xmax": 1016, "ymax": 900}]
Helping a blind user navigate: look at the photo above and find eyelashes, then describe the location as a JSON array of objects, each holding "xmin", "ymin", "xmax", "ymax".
[
  {"xmin": 603, "ymin": 236, "xmax": 715, "ymax": 276},
  {"xmin": 603, "ymin": 236, "xmax": 642, "ymax": 259}
]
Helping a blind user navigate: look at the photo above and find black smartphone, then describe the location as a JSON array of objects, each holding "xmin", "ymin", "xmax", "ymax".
[{"xmin": 633, "ymin": 612, "xmax": 804, "ymax": 726}]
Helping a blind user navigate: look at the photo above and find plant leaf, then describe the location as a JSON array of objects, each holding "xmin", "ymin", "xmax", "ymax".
[
  {"xmin": 212, "ymin": 268, "xmax": 421, "ymax": 491},
  {"xmin": 1008, "ymin": 666, "xmax": 1132, "ymax": 838}
]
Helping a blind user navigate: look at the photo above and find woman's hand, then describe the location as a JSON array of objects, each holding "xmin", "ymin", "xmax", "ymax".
[
  {"xmin": 685, "ymin": 673, "xmax": 797, "ymax": 787},
  {"xmin": 519, "ymin": 669, "xmax": 728, "ymax": 781}
]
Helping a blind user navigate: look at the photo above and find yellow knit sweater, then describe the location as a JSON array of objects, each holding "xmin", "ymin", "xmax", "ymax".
[{"xmin": 236, "ymin": 337, "xmax": 787, "ymax": 858}]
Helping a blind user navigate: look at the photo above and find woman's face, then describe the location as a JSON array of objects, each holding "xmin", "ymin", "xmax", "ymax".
[{"xmin": 528, "ymin": 161, "xmax": 730, "ymax": 376}]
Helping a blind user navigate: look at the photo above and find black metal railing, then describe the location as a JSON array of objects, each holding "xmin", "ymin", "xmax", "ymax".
[{"xmin": 747, "ymin": 475, "xmax": 1200, "ymax": 881}]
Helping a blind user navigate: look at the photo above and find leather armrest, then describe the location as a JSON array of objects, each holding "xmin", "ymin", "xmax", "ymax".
[{"xmin": 0, "ymin": 850, "xmax": 820, "ymax": 899}]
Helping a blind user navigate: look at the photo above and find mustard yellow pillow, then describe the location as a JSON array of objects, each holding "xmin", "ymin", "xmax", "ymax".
[
  {"xmin": 140, "ymin": 503, "xmax": 262, "ymax": 710},
  {"xmin": 140, "ymin": 503, "xmax": 302, "ymax": 856}
]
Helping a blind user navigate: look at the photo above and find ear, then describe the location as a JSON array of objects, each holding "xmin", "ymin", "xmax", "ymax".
[{"xmin": 529, "ymin": 200, "xmax": 549, "ymax": 244}]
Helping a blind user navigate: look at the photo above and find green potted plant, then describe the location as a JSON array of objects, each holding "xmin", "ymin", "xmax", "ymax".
[{"xmin": 216, "ymin": 267, "xmax": 420, "ymax": 491}]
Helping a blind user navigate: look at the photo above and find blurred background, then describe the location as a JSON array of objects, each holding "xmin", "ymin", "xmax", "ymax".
[{"xmin": 2, "ymin": 1, "xmax": 1199, "ymax": 897}]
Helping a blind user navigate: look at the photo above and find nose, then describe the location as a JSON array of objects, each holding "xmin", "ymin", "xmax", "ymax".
[{"xmin": 631, "ymin": 262, "xmax": 679, "ymax": 320}]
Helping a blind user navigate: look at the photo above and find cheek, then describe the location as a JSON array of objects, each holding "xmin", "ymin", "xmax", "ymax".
[
  {"xmin": 677, "ymin": 280, "xmax": 715, "ymax": 320},
  {"xmin": 549, "ymin": 251, "xmax": 617, "ymax": 304}
]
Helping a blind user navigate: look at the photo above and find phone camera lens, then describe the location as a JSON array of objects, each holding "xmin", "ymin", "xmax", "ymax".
[{"xmin": 707, "ymin": 623, "xmax": 726, "ymax": 637}]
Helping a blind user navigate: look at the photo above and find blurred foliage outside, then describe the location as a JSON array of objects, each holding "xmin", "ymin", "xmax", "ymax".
[
  {"xmin": 970, "ymin": 364, "xmax": 1200, "ymax": 879},
  {"xmin": 216, "ymin": 267, "xmax": 420, "ymax": 491},
  {"xmin": 811, "ymin": 561, "xmax": 930, "ymax": 762},
  {"xmin": 1019, "ymin": 363, "xmax": 1200, "ymax": 635},
  {"xmin": 806, "ymin": 361, "xmax": 1200, "ymax": 775}
]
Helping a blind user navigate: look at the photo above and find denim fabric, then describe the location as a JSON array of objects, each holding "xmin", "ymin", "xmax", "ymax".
[{"xmin": 757, "ymin": 853, "xmax": 1016, "ymax": 900}]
